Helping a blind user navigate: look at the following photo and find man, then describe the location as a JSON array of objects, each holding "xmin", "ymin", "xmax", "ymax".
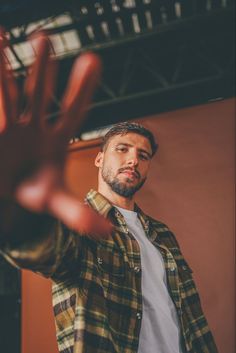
[{"xmin": 0, "ymin": 33, "xmax": 218, "ymax": 353}]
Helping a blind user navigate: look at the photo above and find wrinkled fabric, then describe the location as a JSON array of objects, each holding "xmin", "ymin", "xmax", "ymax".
[{"xmin": 2, "ymin": 190, "xmax": 218, "ymax": 353}]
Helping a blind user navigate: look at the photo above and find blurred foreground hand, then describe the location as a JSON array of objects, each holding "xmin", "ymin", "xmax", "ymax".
[{"xmin": 0, "ymin": 30, "xmax": 111, "ymax": 238}]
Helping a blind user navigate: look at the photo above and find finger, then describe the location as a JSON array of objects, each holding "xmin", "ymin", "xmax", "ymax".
[
  {"xmin": 48, "ymin": 189, "xmax": 112, "ymax": 239},
  {"xmin": 55, "ymin": 52, "xmax": 102, "ymax": 141},
  {"xmin": 0, "ymin": 28, "xmax": 19, "ymax": 132},
  {"xmin": 15, "ymin": 165, "xmax": 60, "ymax": 212},
  {"xmin": 24, "ymin": 33, "xmax": 57, "ymax": 127},
  {"xmin": 15, "ymin": 166, "xmax": 112, "ymax": 239}
]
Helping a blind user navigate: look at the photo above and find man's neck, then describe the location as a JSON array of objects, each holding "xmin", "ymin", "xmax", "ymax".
[{"xmin": 98, "ymin": 185, "xmax": 135, "ymax": 211}]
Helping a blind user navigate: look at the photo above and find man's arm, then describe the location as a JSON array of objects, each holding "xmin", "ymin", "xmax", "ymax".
[
  {"xmin": 0, "ymin": 30, "xmax": 111, "ymax": 276},
  {"xmin": 0, "ymin": 200, "xmax": 81, "ymax": 281}
]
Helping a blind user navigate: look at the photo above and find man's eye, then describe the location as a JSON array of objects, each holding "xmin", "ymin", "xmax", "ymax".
[
  {"xmin": 139, "ymin": 154, "xmax": 149, "ymax": 161},
  {"xmin": 116, "ymin": 147, "xmax": 127, "ymax": 152}
]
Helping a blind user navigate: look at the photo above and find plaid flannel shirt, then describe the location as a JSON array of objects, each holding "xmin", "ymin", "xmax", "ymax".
[{"xmin": 2, "ymin": 189, "xmax": 218, "ymax": 353}]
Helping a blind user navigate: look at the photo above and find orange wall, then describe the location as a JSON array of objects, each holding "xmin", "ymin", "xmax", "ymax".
[{"xmin": 22, "ymin": 98, "xmax": 235, "ymax": 353}]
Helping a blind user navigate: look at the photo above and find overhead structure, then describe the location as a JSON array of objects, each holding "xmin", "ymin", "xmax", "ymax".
[
  {"xmin": 0, "ymin": 0, "xmax": 235, "ymax": 133},
  {"xmin": 0, "ymin": 3, "xmax": 235, "ymax": 352}
]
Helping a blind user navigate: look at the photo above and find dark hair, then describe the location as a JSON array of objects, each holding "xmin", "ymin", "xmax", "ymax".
[{"xmin": 101, "ymin": 122, "xmax": 158, "ymax": 157}]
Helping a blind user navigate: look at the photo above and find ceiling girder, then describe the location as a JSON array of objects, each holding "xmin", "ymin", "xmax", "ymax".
[{"xmin": 0, "ymin": 1, "xmax": 234, "ymax": 132}]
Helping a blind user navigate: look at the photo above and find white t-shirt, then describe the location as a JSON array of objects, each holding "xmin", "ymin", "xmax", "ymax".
[{"xmin": 116, "ymin": 206, "xmax": 182, "ymax": 353}]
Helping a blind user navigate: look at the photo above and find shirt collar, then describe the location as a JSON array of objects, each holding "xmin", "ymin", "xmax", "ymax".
[
  {"xmin": 85, "ymin": 189, "xmax": 114, "ymax": 218},
  {"xmin": 85, "ymin": 189, "xmax": 150, "ymax": 231}
]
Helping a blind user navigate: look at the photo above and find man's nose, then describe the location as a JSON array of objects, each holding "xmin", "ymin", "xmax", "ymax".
[{"xmin": 127, "ymin": 153, "xmax": 139, "ymax": 166}]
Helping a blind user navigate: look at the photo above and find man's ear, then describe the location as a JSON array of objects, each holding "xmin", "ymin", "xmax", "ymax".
[{"xmin": 95, "ymin": 151, "xmax": 104, "ymax": 168}]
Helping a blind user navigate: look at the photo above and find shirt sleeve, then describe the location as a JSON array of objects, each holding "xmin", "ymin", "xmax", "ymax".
[{"xmin": 0, "ymin": 201, "xmax": 82, "ymax": 282}]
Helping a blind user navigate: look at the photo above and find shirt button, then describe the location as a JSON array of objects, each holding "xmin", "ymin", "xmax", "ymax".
[
  {"xmin": 97, "ymin": 257, "xmax": 103, "ymax": 265},
  {"xmin": 134, "ymin": 266, "xmax": 141, "ymax": 273},
  {"xmin": 136, "ymin": 312, "xmax": 142, "ymax": 320},
  {"xmin": 170, "ymin": 267, "xmax": 176, "ymax": 272}
]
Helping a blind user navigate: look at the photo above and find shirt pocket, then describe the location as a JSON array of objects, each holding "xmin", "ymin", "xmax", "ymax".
[
  {"xmin": 173, "ymin": 251, "xmax": 199, "ymax": 302},
  {"xmin": 170, "ymin": 247, "xmax": 193, "ymax": 278},
  {"xmin": 177, "ymin": 258, "xmax": 193, "ymax": 282},
  {"xmin": 97, "ymin": 243, "xmax": 125, "ymax": 277},
  {"xmin": 96, "ymin": 243, "xmax": 127, "ymax": 301}
]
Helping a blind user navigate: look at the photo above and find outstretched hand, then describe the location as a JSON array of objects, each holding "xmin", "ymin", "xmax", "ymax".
[{"xmin": 0, "ymin": 30, "xmax": 111, "ymax": 238}]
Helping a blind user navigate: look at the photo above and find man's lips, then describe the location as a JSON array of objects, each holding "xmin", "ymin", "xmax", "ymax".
[{"xmin": 118, "ymin": 169, "xmax": 140, "ymax": 179}]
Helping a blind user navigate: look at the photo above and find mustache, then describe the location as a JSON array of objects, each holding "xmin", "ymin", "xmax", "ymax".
[{"xmin": 118, "ymin": 167, "xmax": 140, "ymax": 179}]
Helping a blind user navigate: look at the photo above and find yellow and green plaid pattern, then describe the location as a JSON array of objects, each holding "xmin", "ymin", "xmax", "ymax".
[{"xmin": 3, "ymin": 190, "xmax": 218, "ymax": 353}]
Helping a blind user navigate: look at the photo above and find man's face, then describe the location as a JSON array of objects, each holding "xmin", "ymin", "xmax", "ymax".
[{"xmin": 95, "ymin": 132, "xmax": 153, "ymax": 198}]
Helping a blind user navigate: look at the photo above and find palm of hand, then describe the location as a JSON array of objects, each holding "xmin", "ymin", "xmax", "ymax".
[{"xmin": 0, "ymin": 31, "xmax": 111, "ymax": 237}]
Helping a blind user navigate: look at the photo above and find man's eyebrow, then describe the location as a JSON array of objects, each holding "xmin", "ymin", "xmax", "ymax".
[{"xmin": 116, "ymin": 142, "xmax": 152, "ymax": 158}]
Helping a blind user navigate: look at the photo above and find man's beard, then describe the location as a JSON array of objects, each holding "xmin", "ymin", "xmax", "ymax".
[{"xmin": 101, "ymin": 166, "xmax": 146, "ymax": 198}]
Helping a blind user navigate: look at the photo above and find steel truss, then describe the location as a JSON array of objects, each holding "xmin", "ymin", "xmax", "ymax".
[{"xmin": 0, "ymin": 0, "xmax": 235, "ymax": 132}]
